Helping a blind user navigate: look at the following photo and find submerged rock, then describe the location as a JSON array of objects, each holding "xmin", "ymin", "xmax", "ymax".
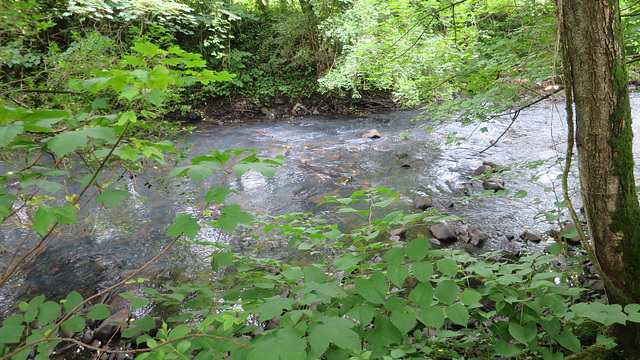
[
  {"xmin": 361, "ymin": 129, "xmax": 381, "ymax": 138},
  {"xmin": 414, "ymin": 195, "xmax": 434, "ymax": 210},
  {"xmin": 473, "ymin": 165, "xmax": 492, "ymax": 176},
  {"xmin": 482, "ymin": 178, "xmax": 505, "ymax": 191}
]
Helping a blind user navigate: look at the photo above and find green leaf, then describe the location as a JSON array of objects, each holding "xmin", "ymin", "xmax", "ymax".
[
  {"xmin": 33, "ymin": 206, "xmax": 53, "ymax": 236},
  {"xmin": 596, "ymin": 333, "xmax": 617, "ymax": 349},
  {"xmin": 0, "ymin": 325, "xmax": 25, "ymax": 343},
  {"xmin": 434, "ymin": 280, "xmax": 459, "ymax": 305},
  {"xmin": 387, "ymin": 264, "xmax": 409, "ymax": 287},
  {"xmin": 205, "ymin": 187, "xmax": 234, "ymax": 203},
  {"xmin": 512, "ymin": 190, "xmax": 527, "ymax": 199},
  {"xmin": 131, "ymin": 297, "xmax": 150, "ymax": 311},
  {"xmin": 346, "ymin": 305, "xmax": 375, "ymax": 325},
  {"xmin": 354, "ymin": 271, "xmax": 387, "ymax": 304},
  {"xmin": 383, "ymin": 247, "xmax": 405, "ymax": 265},
  {"xmin": 86, "ymin": 304, "xmax": 111, "ymax": 320},
  {"xmin": 539, "ymin": 317, "xmax": 561, "ymax": 337},
  {"xmin": 445, "ymin": 303, "xmax": 470, "ymax": 326},
  {"xmin": 418, "ymin": 306, "xmax": 445, "ymax": 328},
  {"xmin": 213, "ymin": 252, "xmax": 234, "ymax": 271},
  {"xmin": 169, "ymin": 324, "xmax": 190, "ymax": 340},
  {"xmin": 333, "ymin": 253, "xmax": 362, "ymax": 271},
  {"xmin": 405, "ymin": 238, "xmax": 429, "ymax": 261},
  {"xmin": 166, "ymin": 214, "xmax": 201, "ymax": 240},
  {"xmin": 96, "ymin": 189, "xmax": 131, "ymax": 207},
  {"xmin": 281, "ymin": 267, "xmax": 304, "ymax": 280},
  {"xmin": 63, "ymin": 291, "xmax": 83, "ymax": 313},
  {"xmin": 494, "ymin": 339, "xmax": 522, "ymax": 357},
  {"xmin": 304, "ymin": 266, "xmax": 328, "ymax": 283},
  {"xmin": 460, "ymin": 289, "xmax": 482, "ymax": 305},
  {"xmin": 3, "ymin": 314, "xmax": 23, "ymax": 326},
  {"xmin": 556, "ymin": 329, "xmax": 581, "ymax": 352},
  {"xmin": 50, "ymin": 205, "xmax": 77, "ymax": 224},
  {"xmin": 132, "ymin": 42, "xmax": 161, "ymax": 56},
  {"xmin": 412, "ymin": 261, "xmax": 433, "ymax": 283},
  {"xmin": 131, "ymin": 316, "xmax": 157, "ymax": 333},
  {"xmin": 46, "ymin": 131, "xmax": 89, "ymax": 157},
  {"xmin": 61, "ymin": 316, "xmax": 85, "ymax": 333},
  {"xmin": 546, "ymin": 242, "xmax": 565, "ymax": 255},
  {"xmin": 436, "ymin": 258, "xmax": 458, "ymax": 277},
  {"xmin": 24, "ymin": 295, "xmax": 45, "ymax": 323},
  {"xmin": 363, "ymin": 315, "xmax": 402, "ymax": 347},
  {"xmin": 0, "ymin": 122, "xmax": 24, "ymax": 146},
  {"xmin": 308, "ymin": 316, "xmax": 360, "ymax": 352},
  {"xmin": 408, "ymin": 282, "xmax": 434, "ymax": 308},
  {"xmin": 38, "ymin": 301, "xmax": 60, "ymax": 324},
  {"xmin": 509, "ymin": 322, "xmax": 537, "ymax": 344},
  {"xmin": 218, "ymin": 204, "xmax": 253, "ymax": 233},
  {"xmin": 253, "ymin": 296, "xmax": 295, "ymax": 321},
  {"xmin": 248, "ymin": 328, "xmax": 306, "ymax": 360},
  {"xmin": 391, "ymin": 310, "xmax": 416, "ymax": 333}
]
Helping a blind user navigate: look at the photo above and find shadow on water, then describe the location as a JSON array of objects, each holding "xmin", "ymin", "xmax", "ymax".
[{"xmin": 4, "ymin": 93, "xmax": 640, "ymax": 313}]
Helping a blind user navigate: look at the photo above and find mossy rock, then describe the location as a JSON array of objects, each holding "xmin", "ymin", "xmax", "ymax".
[{"xmin": 565, "ymin": 345, "xmax": 622, "ymax": 360}]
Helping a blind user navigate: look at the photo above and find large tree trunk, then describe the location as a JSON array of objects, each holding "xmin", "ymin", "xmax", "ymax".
[{"xmin": 558, "ymin": 0, "xmax": 640, "ymax": 356}]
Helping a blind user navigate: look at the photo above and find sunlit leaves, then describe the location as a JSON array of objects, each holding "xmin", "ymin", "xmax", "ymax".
[
  {"xmin": 166, "ymin": 214, "xmax": 201, "ymax": 240},
  {"xmin": 218, "ymin": 204, "xmax": 252, "ymax": 233},
  {"xmin": 45, "ymin": 127, "xmax": 116, "ymax": 157},
  {"xmin": 32, "ymin": 205, "xmax": 78, "ymax": 236},
  {"xmin": 86, "ymin": 304, "xmax": 110, "ymax": 320},
  {"xmin": 354, "ymin": 270, "xmax": 387, "ymax": 304},
  {"xmin": 96, "ymin": 189, "xmax": 131, "ymax": 207},
  {"xmin": 308, "ymin": 316, "xmax": 360, "ymax": 353},
  {"xmin": 248, "ymin": 328, "xmax": 306, "ymax": 360}
]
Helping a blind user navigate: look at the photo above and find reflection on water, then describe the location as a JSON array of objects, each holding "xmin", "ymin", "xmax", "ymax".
[{"xmin": 4, "ymin": 93, "xmax": 640, "ymax": 311}]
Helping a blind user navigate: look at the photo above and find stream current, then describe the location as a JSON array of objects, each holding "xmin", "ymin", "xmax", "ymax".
[{"xmin": 4, "ymin": 94, "xmax": 640, "ymax": 313}]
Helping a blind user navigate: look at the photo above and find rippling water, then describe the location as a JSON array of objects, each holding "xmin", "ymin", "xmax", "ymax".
[{"xmin": 4, "ymin": 93, "xmax": 640, "ymax": 312}]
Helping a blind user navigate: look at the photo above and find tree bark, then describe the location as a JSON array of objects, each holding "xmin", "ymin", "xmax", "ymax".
[{"xmin": 558, "ymin": 0, "xmax": 640, "ymax": 356}]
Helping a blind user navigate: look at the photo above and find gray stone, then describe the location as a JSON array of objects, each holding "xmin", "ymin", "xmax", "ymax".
[
  {"xmin": 390, "ymin": 227, "xmax": 407, "ymax": 236},
  {"xmin": 430, "ymin": 223, "xmax": 457, "ymax": 242},
  {"xmin": 482, "ymin": 179, "xmax": 505, "ymax": 191},
  {"xmin": 94, "ymin": 308, "xmax": 130, "ymax": 344},
  {"xmin": 466, "ymin": 226, "xmax": 486, "ymax": 246},
  {"xmin": 520, "ymin": 230, "xmax": 542, "ymax": 242},
  {"xmin": 473, "ymin": 165, "xmax": 492, "ymax": 176},
  {"xmin": 361, "ymin": 129, "xmax": 381, "ymax": 138},
  {"xmin": 561, "ymin": 223, "xmax": 582, "ymax": 245},
  {"xmin": 414, "ymin": 196, "xmax": 434, "ymax": 210}
]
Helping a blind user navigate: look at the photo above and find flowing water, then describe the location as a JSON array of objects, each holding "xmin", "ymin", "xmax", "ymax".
[{"xmin": 4, "ymin": 93, "xmax": 640, "ymax": 313}]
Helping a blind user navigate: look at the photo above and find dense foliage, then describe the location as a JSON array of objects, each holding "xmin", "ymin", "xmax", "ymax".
[{"xmin": 4, "ymin": 0, "xmax": 640, "ymax": 359}]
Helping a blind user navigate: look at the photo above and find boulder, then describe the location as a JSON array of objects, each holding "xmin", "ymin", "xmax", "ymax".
[
  {"xmin": 94, "ymin": 308, "xmax": 130, "ymax": 344},
  {"xmin": 414, "ymin": 195, "xmax": 434, "ymax": 210},
  {"xmin": 473, "ymin": 165, "xmax": 492, "ymax": 176},
  {"xmin": 390, "ymin": 227, "xmax": 407, "ymax": 237},
  {"xmin": 430, "ymin": 223, "xmax": 457, "ymax": 242},
  {"xmin": 291, "ymin": 103, "xmax": 308, "ymax": 116},
  {"xmin": 482, "ymin": 178, "xmax": 505, "ymax": 191},
  {"xmin": 520, "ymin": 230, "xmax": 542, "ymax": 242},
  {"xmin": 561, "ymin": 223, "xmax": 582, "ymax": 245},
  {"xmin": 466, "ymin": 226, "xmax": 487, "ymax": 246},
  {"xmin": 361, "ymin": 129, "xmax": 381, "ymax": 138}
]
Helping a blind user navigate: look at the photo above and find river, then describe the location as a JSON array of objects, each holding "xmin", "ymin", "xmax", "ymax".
[{"xmin": 3, "ymin": 93, "xmax": 640, "ymax": 314}]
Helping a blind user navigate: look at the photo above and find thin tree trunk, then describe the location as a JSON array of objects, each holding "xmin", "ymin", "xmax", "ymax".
[{"xmin": 558, "ymin": 0, "xmax": 640, "ymax": 356}]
